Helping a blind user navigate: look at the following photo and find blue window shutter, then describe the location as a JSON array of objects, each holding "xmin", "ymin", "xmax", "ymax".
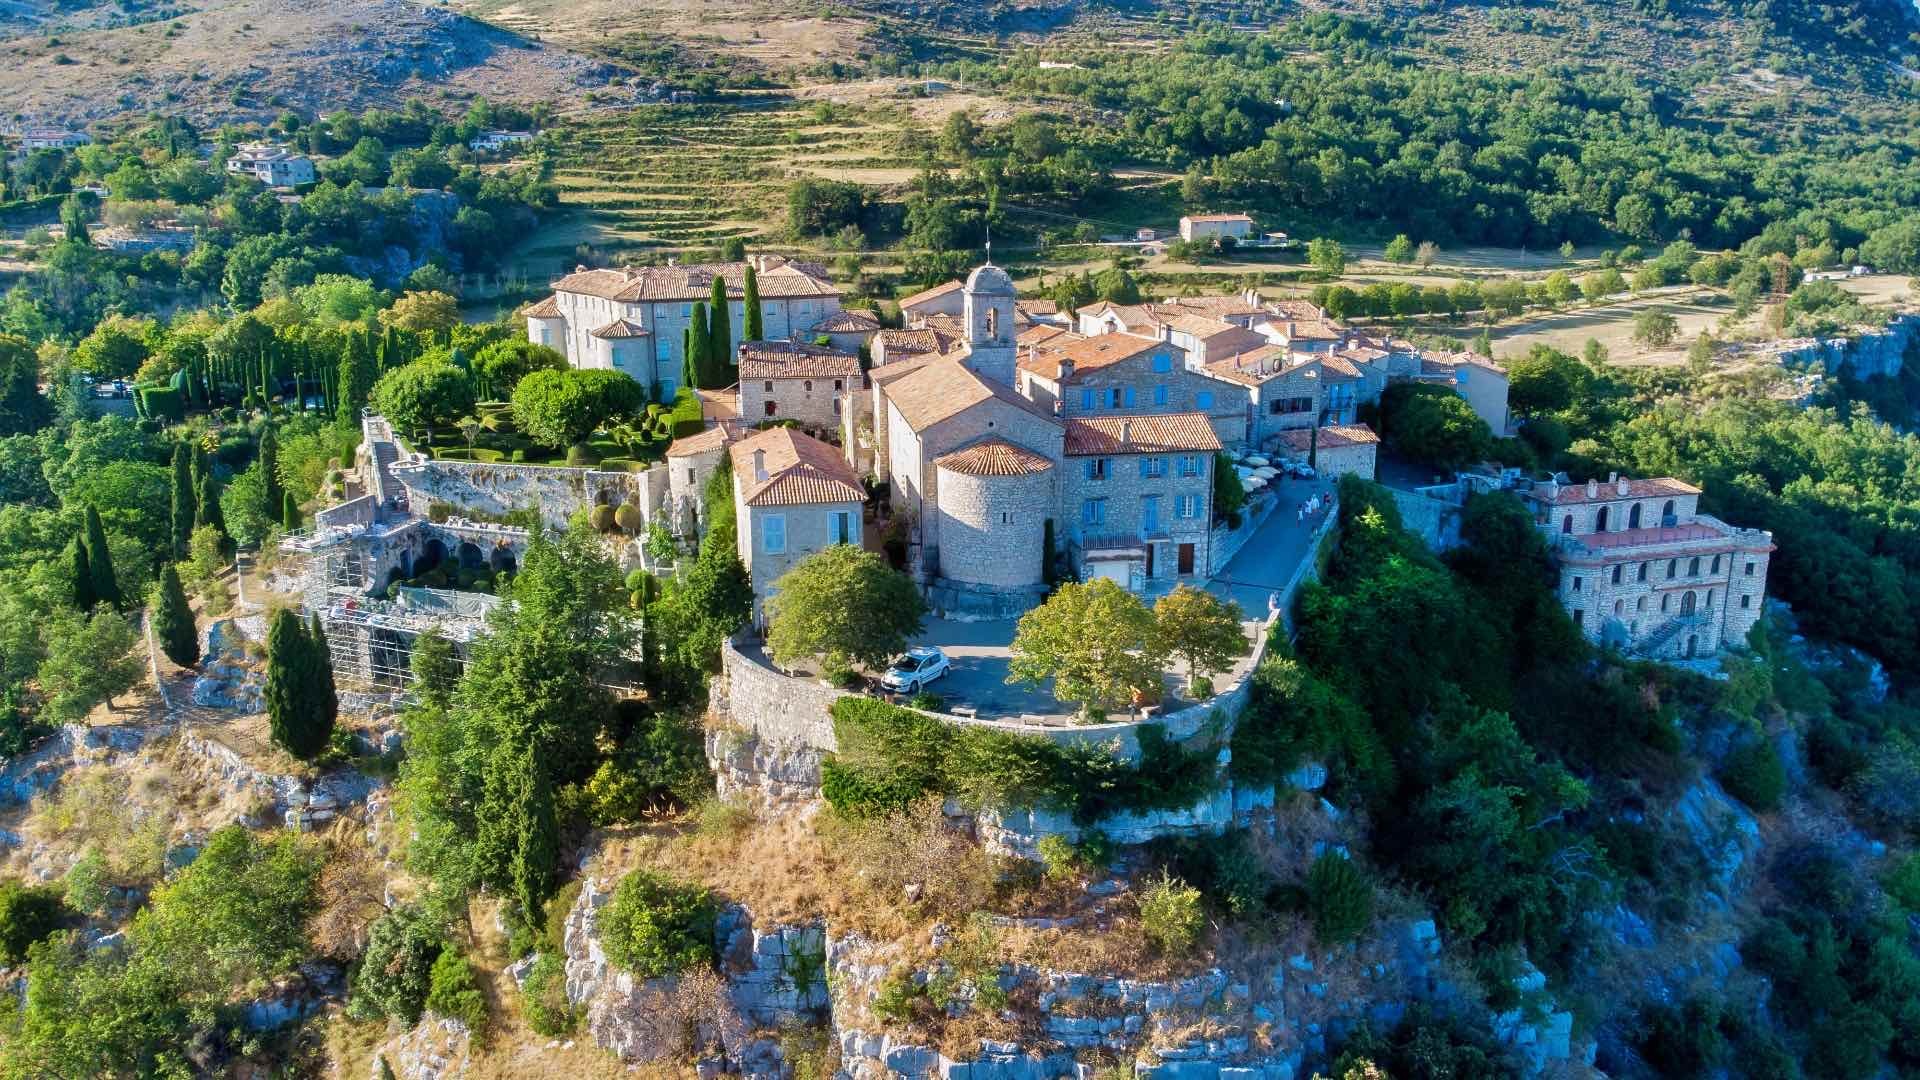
[
  {"xmin": 1081, "ymin": 389, "xmax": 1095, "ymax": 410},
  {"xmin": 1138, "ymin": 457, "xmax": 1149, "ymax": 478},
  {"xmin": 1197, "ymin": 391, "xmax": 1214, "ymax": 409},
  {"xmin": 1154, "ymin": 384, "xmax": 1168, "ymax": 406},
  {"xmin": 1124, "ymin": 386, "xmax": 1137, "ymax": 407}
]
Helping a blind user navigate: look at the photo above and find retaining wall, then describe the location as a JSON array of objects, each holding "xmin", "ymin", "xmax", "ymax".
[{"xmin": 390, "ymin": 457, "xmax": 669, "ymax": 532}]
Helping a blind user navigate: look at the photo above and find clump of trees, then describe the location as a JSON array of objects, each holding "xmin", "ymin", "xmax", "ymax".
[{"xmin": 1008, "ymin": 577, "xmax": 1247, "ymax": 718}]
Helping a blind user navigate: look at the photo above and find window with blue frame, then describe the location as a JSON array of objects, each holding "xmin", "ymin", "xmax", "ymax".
[
  {"xmin": 1081, "ymin": 499, "xmax": 1107, "ymax": 525},
  {"xmin": 1084, "ymin": 458, "xmax": 1110, "ymax": 480},
  {"xmin": 1139, "ymin": 456, "xmax": 1167, "ymax": 478},
  {"xmin": 1080, "ymin": 389, "xmax": 1095, "ymax": 410},
  {"xmin": 1196, "ymin": 391, "xmax": 1214, "ymax": 409},
  {"xmin": 1153, "ymin": 384, "xmax": 1168, "ymax": 406},
  {"xmin": 1151, "ymin": 352, "xmax": 1172, "ymax": 373},
  {"xmin": 1123, "ymin": 386, "xmax": 1137, "ymax": 408},
  {"xmin": 1141, "ymin": 495, "xmax": 1161, "ymax": 532}
]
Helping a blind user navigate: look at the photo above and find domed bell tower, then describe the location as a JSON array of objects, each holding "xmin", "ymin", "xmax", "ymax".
[{"xmin": 962, "ymin": 261, "xmax": 1017, "ymax": 387}]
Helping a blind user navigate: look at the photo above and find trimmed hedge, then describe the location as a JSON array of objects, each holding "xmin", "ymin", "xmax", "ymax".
[
  {"xmin": 133, "ymin": 384, "xmax": 185, "ymax": 422},
  {"xmin": 432, "ymin": 447, "xmax": 507, "ymax": 463},
  {"xmin": 668, "ymin": 388, "xmax": 705, "ymax": 438},
  {"xmin": 820, "ymin": 696, "xmax": 1219, "ymax": 826}
]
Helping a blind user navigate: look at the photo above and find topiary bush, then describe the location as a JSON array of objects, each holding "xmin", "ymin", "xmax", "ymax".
[
  {"xmin": 1305, "ymin": 851, "xmax": 1373, "ymax": 945},
  {"xmin": 614, "ymin": 504, "xmax": 643, "ymax": 533},
  {"xmin": 1138, "ymin": 871, "xmax": 1205, "ymax": 956},
  {"xmin": 349, "ymin": 904, "xmax": 443, "ymax": 1024},
  {"xmin": 589, "ymin": 504, "xmax": 617, "ymax": 532},
  {"xmin": 600, "ymin": 870, "xmax": 718, "ymax": 978},
  {"xmin": 425, "ymin": 947, "xmax": 488, "ymax": 1033},
  {"xmin": 1720, "ymin": 738, "xmax": 1787, "ymax": 813}
]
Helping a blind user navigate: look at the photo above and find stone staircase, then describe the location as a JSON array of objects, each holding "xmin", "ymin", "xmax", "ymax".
[{"xmin": 1635, "ymin": 614, "xmax": 1703, "ymax": 657}]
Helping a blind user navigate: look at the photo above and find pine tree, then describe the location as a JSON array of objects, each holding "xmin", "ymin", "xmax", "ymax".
[
  {"xmin": 258, "ymin": 426, "xmax": 283, "ymax": 517},
  {"xmin": 742, "ymin": 263, "xmax": 764, "ymax": 342},
  {"xmin": 81, "ymin": 505, "xmax": 121, "ymax": 609},
  {"xmin": 708, "ymin": 275, "xmax": 732, "ymax": 374},
  {"xmin": 687, "ymin": 302, "xmax": 711, "ymax": 390},
  {"xmin": 151, "ymin": 564, "xmax": 200, "ymax": 668},
  {"xmin": 266, "ymin": 609, "xmax": 330, "ymax": 760},
  {"xmin": 67, "ymin": 539, "xmax": 95, "ymax": 611},
  {"xmin": 283, "ymin": 491, "xmax": 302, "ymax": 531},
  {"xmin": 169, "ymin": 442, "xmax": 194, "ymax": 561}
]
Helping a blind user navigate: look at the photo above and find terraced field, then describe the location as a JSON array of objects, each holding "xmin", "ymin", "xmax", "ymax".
[{"xmin": 509, "ymin": 100, "xmax": 925, "ymax": 279}]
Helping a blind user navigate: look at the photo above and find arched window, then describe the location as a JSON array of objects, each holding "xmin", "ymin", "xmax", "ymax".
[
  {"xmin": 1629, "ymin": 503, "xmax": 1642, "ymax": 529},
  {"xmin": 1661, "ymin": 594, "xmax": 1670, "ymax": 612},
  {"xmin": 1595, "ymin": 506, "xmax": 1609, "ymax": 532},
  {"xmin": 1688, "ymin": 557, "xmax": 1700, "ymax": 576},
  {"xmin": 1685, "ymin": 634, "xmax": 1698, "ymax": 658},
  {"xmin": 1710, "ymin": 555, "xmax": 1720, "ymax": 574},
  {"xmin": 1662, "ymin": 499, "xmax": 1675, "ymax": 522},
  {"xmin": 1637, "ymin": 596, "xmax": 1647, "ymax": 611},
  {"xmin": 1681, "ymin": 591, "xmax": 1697, "ymax": 616},
  {"xmin": 1638, "ymin": 562, "xmax": 1649, "ymax": 582},
  {"xmin": 1667, "ymin": 558, "xmax": 1678, "ymax": 578},
  {"xmin": 1705, "ymin": 589, "xmax": 1714, "ymax": 609},
  {"xmin": 1563, "ymin": 515, "xmax": 1573, "ymax": 534},
  {"xmin": 1614, "ymin": 600, "xmax": 1624, "ymax": 615},
  {"xmin": 1611, "ymin": 564, "xmax": 1622, "ymax": 584}
]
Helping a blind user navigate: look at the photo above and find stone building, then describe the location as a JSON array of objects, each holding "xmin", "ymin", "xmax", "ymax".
[
  {"xmin": 1016, "ymin": 331, "xmax": 1247, "ymax": 445},
  {"xmin": 735, "ymin": 341, "xmax": 861, "ymax": 430},
  {"xmin": 729, "ymin": 427, "xmax": 866, "ymax": 626},
  {"xmin": 1523, "ymin": 475, "xmax": 1773, "ymax": 660},
  {"xmin": 1179, "ymin": 213, "xmax": 1256, "ymax": 243},
  {"xmin": 664, "ymin": 422, "xmax": 741, "ymax": 534},
  {"xmin": 523, "ymin": 257, "xmax": 842, "ymax": 400},
  {"xmin": 1063, "ymin": 414, "xmax": 1220, "ymax": 588},
  {"xmin": 225, "ymin": 144, "xmax": 316, "ymax": 187},
  {"xmin": 806, "ymin": 308, "xmax": 882, "ymax": 354},
  {"xmin": 1277, "ymin": 424, "xmax": 1379, "ymax": 480}
]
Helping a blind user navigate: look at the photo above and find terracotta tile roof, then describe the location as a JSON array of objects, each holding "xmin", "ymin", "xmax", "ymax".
[
  {"xmin": 1272, "ymin": 318, "xmax": 1343, "ymax": 342},
  {"xmin": 591, "ymin": 318, "xmax": 651, "ymax": 339},
  {"xmin": 1538, "ymin": 477, "xmax": 1701, "ymax": 506},
  {"xmin": 666, "ymin": 422, "xmax": 742, "ymax": 458},
  {"xmin": 1184, "ymin": 213, "xmax": 1255, "ymax": 223},
  {"xmin": 553, "ymin": 258, "xmax": 838, "ymax": 303},
  {"xmin": 1157, "ymin": 312, "xmax": 1236, "ymax": 338},
  {"xmin": 1204, "ymin": 345, "xmax": 1295, "ymax": 387},
  {"xmin": 1420, "ymin": 353, "xmax": 1508, "ymax": 378},
  {"xmin": 921, "ymin": 313, "xmax": 964, "ymax": 335},
  {"xmin": 1277, "ymin": 424, "xmax": 1379, "ymax": 452},
  {"xmin": 1319, "ymin": 356, "xmax": 1365, "ymax": 379},
  {"xmin": 729, "ymin": 427, "xmax": 864, "ymax": 507},
  {"xmin": 1017, "ymin": 324, "xmax": 1075, "ymax": 350},
  {"xmin": 885, "ymin": 358, "xmax": 1060, "ymax": 433},
  {"xmin": 1266, "ymin": 299, "xmax": 1328, "ymax": 321},
  {"xmin": 897, "ymin": 280, "xmax": 963, "ymax": 309},
  {"xmin": 522, "ymin": 294, "xmax": 562, "ymax": 318},
  {"xmin": 1160, "ymin": 295, "xmax": 1266, "ymax": 318},
  {"xmin": 1063, "ymin": 413, "xmax": 1222, "ymax": 456},
  {"xmin": 875, "ymin": 328, "xmax": 958, "ymax": 359},
  {"xmin": 737, "ymin": 341, "xmax": 862, "ymax": 380},
  {"xmin": 698, "ymin": 388, "xmax": 740, "ymax": 422},
  {"xmin": 1078, "ymin": 302, "xmax": 1156, "ymax": 332},
  {"xmin": 809, "ymin": 308, "xmax": 882, "ymax": 334},
  {"xmin": 870, "ymin": 355, "xmax": 936, "ymax": 385},
  {"xmin": 1024, "ymin": 333, "xmax": 1163, "ymax": 382},
  {"xmin": 934, "ymin": 437, "xmax": 1055, "ymax": 477},
  {"xmin": 1016, "ymin": 298, "xmax": 1059, "ymax": 315}
]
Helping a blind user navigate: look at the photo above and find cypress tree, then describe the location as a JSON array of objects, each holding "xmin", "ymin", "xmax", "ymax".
[
  {"xmin": 196, "ymin": 471, "xmax": 225, "ymax": 536},
  {"xmin": 687, "ymin": 302, "xmax": 711, "ymax": 390},
  {"xmin": 169, "ymin": 442, "xmax": 193, "ymax": 560},
  {"xmin": 742, "ymin": 263, "xmax": 764, "ymax": 342},
  {"xmin": 67, "ymin": 539, "xmax": 95, "ymax": 611},
  {"xmin": 81, "ymin": 504, "xmax": 121, "ymax": 609},
  {"xmin": 266, "ymin": 609, "xmax": 329, "ymax": 760},
  {"xmin": 258, "ymin": 426, "xmax": 283, "ymax": 518},
  {"xmin": 283, "ymin": 491, "xmax": 302, "ymax": 531},
  {"xmin": 709, "ymin": 275, "xmax": 732, "ymax": 371},
  {"xmin": 310, "ymin": 611, "xmax": 338, "ymax": 736},
  {"xmin": 152, "ymin": 564, "xmax": 200, "ymax": 668},
  {"xmin": 339, "ymin": 337, "xmax": 376, "ymax": 423},
  {"xmin": 681, "ymin": 333, "xmax": 697, "ymax": 399}
]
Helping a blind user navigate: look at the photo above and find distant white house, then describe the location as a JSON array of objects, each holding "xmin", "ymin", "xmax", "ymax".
[
  {"xmin": 469, "ymin": 130, "xmax": 535, "ymax": 153},
  {"xmin": 225, "ymin": 144, "xmax": 316, "ymax": 188},
  {"xmin": 20, "ymin": 128, "xmax": 90, "ymax": 150},
  {"xmin": 1179, "ymin": 213, "xmax": 1256, "ymax": 244}
]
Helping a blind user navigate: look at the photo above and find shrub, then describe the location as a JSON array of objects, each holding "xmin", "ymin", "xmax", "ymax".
[
  {"xmin": 0, "ymin": 879, "xmax": 65, "ymax": 964},
  {"xmin": 1885, "ymin": 853, "xmax": 1920, "ymax": 913},
  {"xmin": 425, "ymin": 948, "xmax": 488, "ymax": 1033},
  {"xmin": 521, "ymin": 950, "xmax": 575, "ymax": 1035},
  {"xmin": 589, "ymin": 504, "xmax": 616, "ymax": 532},
  {"xmin": 1721, "ymin": 738, "xmax": 1787, "ymax": 813},
  {"xmin": 62, "ymin": 848, "xmax": 110, "ymax": 916},
  {"xmin": 350, "ymin": 904, "xmax": 443, "ymax": 1024},
  {"xmin": 1305, "ymin": 852, "xmax": 1373, "ymax": 945},
  {"xmin": 600, "ymin": 870, "xmax": 717, "ymax": 978},
  {"xmin": 1037, "ymin": 834, "xmax": 1081, "ymax": 881},
  {"xmin": 1138, "ymin": 871, "xmax": 1205, "ymax": 955},
  {"xmin": 614, "ymin": 504, "xmax": 643, "ymax": 532}
]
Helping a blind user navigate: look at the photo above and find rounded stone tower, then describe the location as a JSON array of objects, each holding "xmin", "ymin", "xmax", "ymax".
[{"xmin": 932, "ymin": 437, "xmax": 1053, "ymax": 590}]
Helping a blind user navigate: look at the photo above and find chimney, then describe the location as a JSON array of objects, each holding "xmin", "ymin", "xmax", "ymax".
[
  {"xmin": 575, "ymin": 264, "xmax": 587, "ymax": 273},
  {"xmin": 1608, "ymin": 471, "xmax": 1618, "ymax": 484},
  {"xmin": 1059, "ymin": 359, "xmax": 1073, "ymax": 382},
  {"xmin": 1617, "ymin": 475, "xmax": 1629, "ymax": 496},
  {"xmin": 1286, "ymin": 320, "xmax": 1297, "ymax": 340},
  {"xmin": 1586, "ymin": 479, "xmax": 1599, "ymax": 499},
  {"xmin": 752, "ymin": 450, "xmax": 767, "ymax": 483},
  {"xmin": 1120, "ymin": 418, "xmax": 1131, "ymax": 446}
]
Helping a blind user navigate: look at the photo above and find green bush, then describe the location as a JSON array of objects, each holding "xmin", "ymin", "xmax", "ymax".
[
  {"xmin": 425, "ymin": 948, "xmax": 488, "ymax": 1033},
  {"xmin": 62, "ymin": 849, "xmax": 110, "ymax": 916},
  {"xmin": 600, "ymin": 870, "xmax": 717, "ymax": 978},
  {"xmin": 1138, "ymin": 871, "xmax": 1205, "ymax": 955},
  {"xmin": 1037, "ymin": 835, "xmax": 1081, "ymax": 881},
  {"xmin": 0, "ymin": 879, "xmax": 65, "ymax": 964},
  {"xmin": 1305, "ymin": 852, "xmax": 1374, "ymax": 945},
  {"xmin": 1885, "ymin": 853, "xmax": 1920, "ymax": 913},
  {"xmin": 349, "ymin": 904, "xmax": 443, "ymax": 1024},
  {"xmin": 667, "ymin": 389, "xmax": 705, "ymax": 438},
  {"xmin": 598, "ymin": 457, "xmax": 635, "ymax": 473},
  {"xmin": 521, "ymin": 951, "xmax": 575, "ymax": 1036},
  {"xmin": 1720, "ymin": 738, "xmax": 1787, "ymax": 813}
]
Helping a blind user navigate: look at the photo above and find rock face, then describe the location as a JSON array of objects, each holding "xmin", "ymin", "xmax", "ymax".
[
  {"xmin": 560, "ymin": 877, "xmax": 828, "ymax": 1074},
  {"xmin": 191, "ymin": 619, "xmax": 266, "ymax": 713},
  {"xmin": 1774, "ymin": 312, "xmax": 1920, "ymax": 381},
  {"xmin": 0, "ymin": 722, "xmax": 161, "ymax": 807},
  {"xmin": 706, "ymin": 726, "xmax": 825, "ymax": 813},
  {"xmin": 373, "ymin": 1017, "xmax": 473, "ymax": 1080}
]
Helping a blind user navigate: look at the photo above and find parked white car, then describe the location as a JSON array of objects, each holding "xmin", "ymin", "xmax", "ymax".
[{"xmin": 881, "ymin": 646, "xmax": 950, "ymax": 694}]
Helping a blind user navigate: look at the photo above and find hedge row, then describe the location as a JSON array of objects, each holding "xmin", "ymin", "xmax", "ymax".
[{"xmin": 819, "ymin": 697, "xmax": 1219, "ymax": 827}]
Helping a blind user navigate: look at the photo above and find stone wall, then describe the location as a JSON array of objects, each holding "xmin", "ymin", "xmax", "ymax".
[
  {"xmin": 314, "ymin": 494, "xmax": 376, "ymax": 531},
  {"xmin": 1387, "ymin": 488, "xmax": 1462, "ymax": 551},
  {"xmin": 389, "ymin": 457, "xmax": 666, "ymax": 532},
  {"xmin": 1208, "ymin": 491, "xmax": 1279, "ymax": 575}
]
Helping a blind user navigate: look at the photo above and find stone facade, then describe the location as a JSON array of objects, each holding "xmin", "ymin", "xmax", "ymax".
[
  {"xmin": 1063, "ymin": 419, "xmax": 1217, "ymax": 588},
  {"xmin": 1275, "ymin": 424, "xmax": 1378, "ymax": 481},
  {"xmin": 389, "ymin": 455, "xmax": 662, "ymax": 533},
  {"xmin": 731, "ymin": 427, "xmax": 867, "ymax": 626},
  {"xmin": 735, "ymin": 342, "xmax": 860, "ymax": 430},
  {"xmin": 931, "ymin": 457, "xmax": 1055, "ymax": 589},
  {"xmin": 1526, "ymin": 475, "xmax": 1774, "ymax": 660}
]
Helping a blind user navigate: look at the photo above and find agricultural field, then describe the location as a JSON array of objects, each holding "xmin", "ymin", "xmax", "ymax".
[{"xmin": 506, "ymin": 99, "xmax": 929, "ymax": 280}]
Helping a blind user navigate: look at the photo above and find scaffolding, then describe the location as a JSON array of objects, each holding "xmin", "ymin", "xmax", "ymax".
[{"xmin": 280, "ymin": 526, "xmax": 500, "ymax": 692}]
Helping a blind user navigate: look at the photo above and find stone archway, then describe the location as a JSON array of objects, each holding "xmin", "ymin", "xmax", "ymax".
[
  {"xmin": 457, "ymin": 541, "xmax": 486, "ymax": 571},
  {"xmin": 417, "ymin": 538, "xmax": 448, "ymax": 576},
  {"xmin": 490, "ymin": 544, "xmax": 518, "ymax": 576}
]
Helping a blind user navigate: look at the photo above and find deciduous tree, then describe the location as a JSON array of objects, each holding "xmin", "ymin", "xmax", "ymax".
[
  {"xmin": 1153, "ymin": 585, "xmax": 1247, "ymax": 693},
  {"xmin": 1008, "ymin": 578, "xmax": 1166, "ymax": 716},
  {"xmin": 766, "ymin": 545, "xmax": 928, "ymax": 673}
]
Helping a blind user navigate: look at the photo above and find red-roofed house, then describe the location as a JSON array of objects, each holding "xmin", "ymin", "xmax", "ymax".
[{"xmin": 729, "ymin": 426, "xmax": 867, "ymax": 625}]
